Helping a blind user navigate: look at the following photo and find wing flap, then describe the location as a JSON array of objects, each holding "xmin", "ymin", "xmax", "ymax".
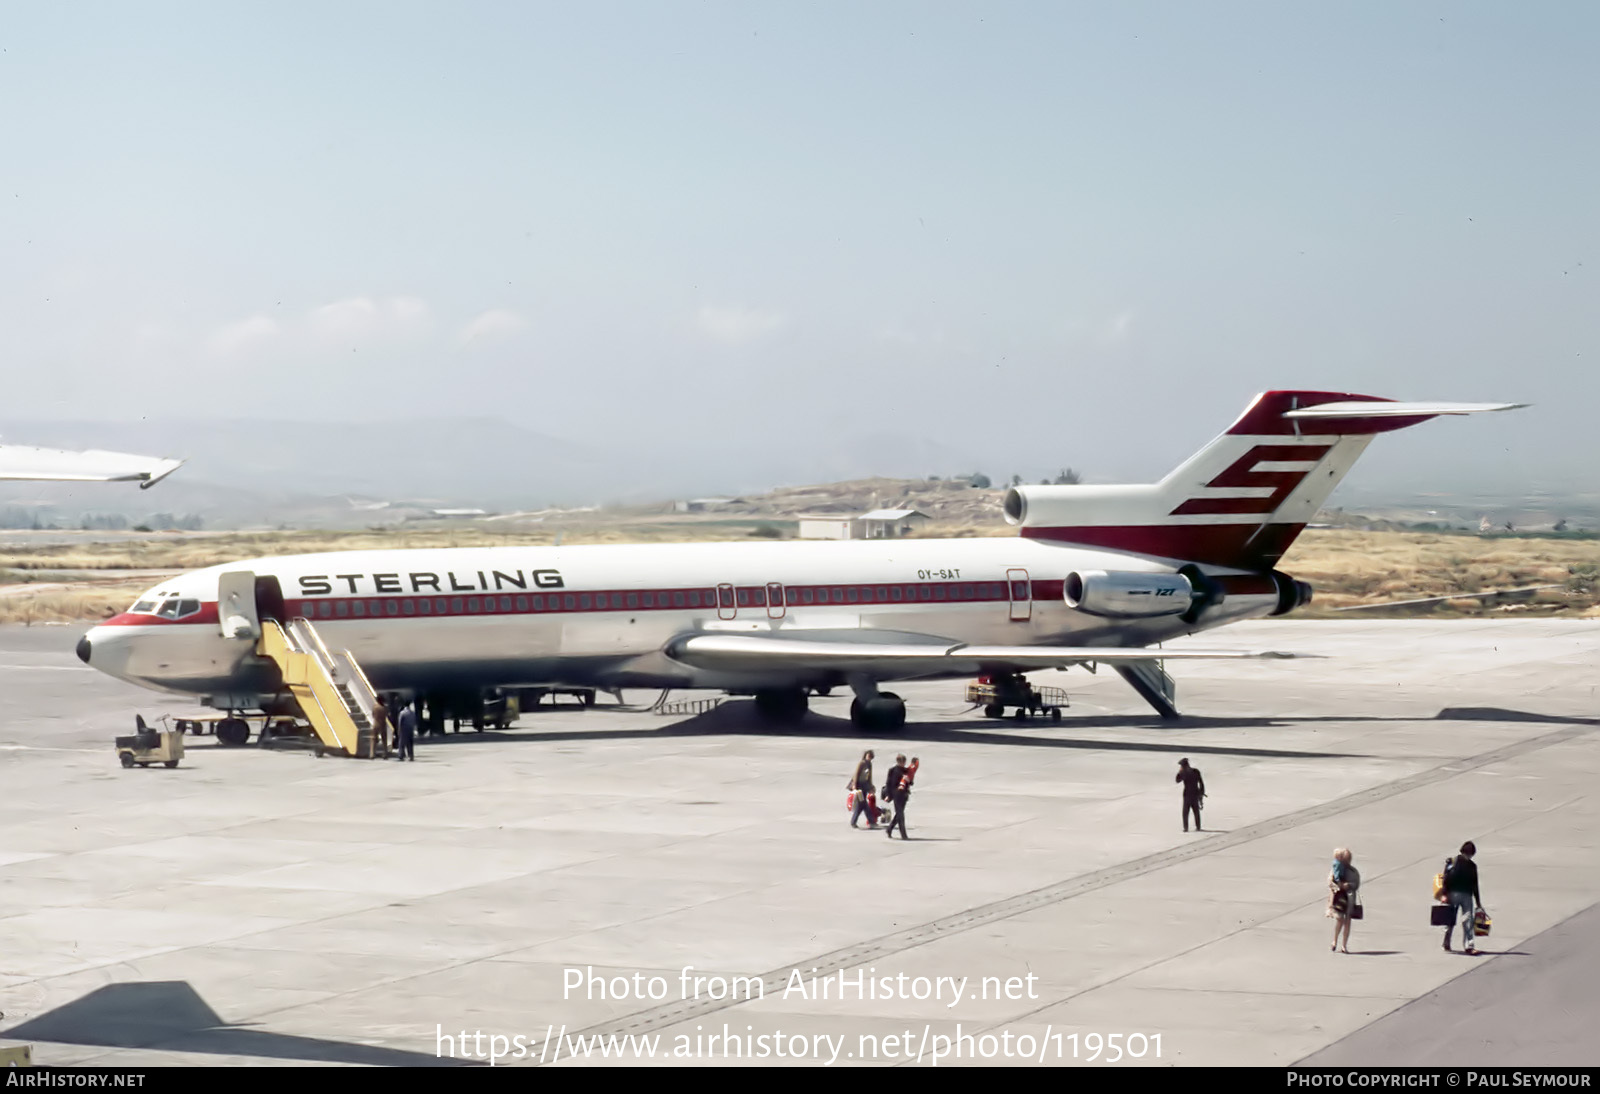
[{"xmin": 667, "ymin": 633, "xmax": 1305, "ymax": 674}]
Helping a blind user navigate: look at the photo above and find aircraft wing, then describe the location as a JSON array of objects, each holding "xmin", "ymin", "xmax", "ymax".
[
  {"xmin": 0, "ymin": 445, "xmax": 185, "ymax": 489},
  {"xmin": 1330, "ymin": 584, "xmax": 1565, "ymax": 611},
  {"xmin": 665, "ymin": 633, "xmax": 1305, "ymax": 675}
]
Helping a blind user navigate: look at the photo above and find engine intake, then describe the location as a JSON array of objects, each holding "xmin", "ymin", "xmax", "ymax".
[
  {"xmin": 1271, "ymin": 571, "xmax": 1314, "ymax": 616},
  {"xmin": 1063, "ymin": 570, "xmax": 1196, "ymax": 619}
]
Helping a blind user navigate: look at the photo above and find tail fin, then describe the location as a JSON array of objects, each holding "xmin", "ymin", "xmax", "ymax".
[{"xmin": 1005, "ymin": 391, "xmax": 1524, "ymax": 569}]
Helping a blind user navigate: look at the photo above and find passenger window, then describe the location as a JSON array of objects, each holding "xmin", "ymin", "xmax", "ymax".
[
  {"xmin": 484, "ymin": 597, "xmax": 496, "ymax": 612},
  {"xmin": 801, "ymin": 588, "xmax": 814, "ymax": 604},
  {"xmin": 642, "ymin": 593, "xmax": 654, "ymax": 608},
  {"xmin": 436, "ymin": 598, "xmax": 447, "ymax": 614},
  {"xmin": 962, "ymin": 583, "xmax": 974, "ymax": 599},
  {"xmin": 336, "ymin": 600, "xmax": 350, "ymax": 617},
  {"xmin": 564, "ymin": 594, "xmax": 576, "ymax": 610},
  {"xmin": 626, "ymin": 593, "xmax": 638, "ymax": 609},
  {"xmin": 386, "ymin": 600, "xmax": 399, "ymax": 616},
  {"xmin": 876, "ymin": 587, "xmax": 888, "ymax": 601},
  {"xmin": 402, "ymin": 599, "xmax": 414, "ymax": 616},
  {"xmin": 752, "ymin": 588, "xmax": 766, "ymax": 606},
  {"xmin": 531, "ymin": 595, "xmax": 543, "ymax": 610},
  {"xmin": 737, "ymin": 589, "xmax": 749, "ymax": 606},
  {"xmin": 673, "ymin": 592, "xmax": 686, "ymax": 608},
  {"xmin": 933, "ymin": 585, "xmax": 946, "ymax": 600},
  {"xmin": 846, "ymin": 588, "xmax": 859, "ymax": 603},
  {"xmin": 919, "ymin": 585, "xmax": 932, "ymax": 601},
  {"xmin": 418, "ymin": 599, "xmax": 431, "ymax": 615},
  {"xmin": 352, "ymin": 601, "xmax": 367, "ymax": 617},
  {"xmin": 890, "ymin": 586, "xmax": 903, "ymax": 601},
  {"xmin": 452, "ymin": 598, "xmax": 463, "ymax": 613},
  {"xmin": 515, "ymin": 596, "xmax": 527, "ymax": 611},
  {"xmin": 575, "ymin": 595, "xmax": 588, "ymax": 610},
  {"xmin": 687, "ymin": 591, "xmax": 700, "ymax": 607},
  {"xmin": 719, "ymin": 587, "xmax": 734, "ymax": 607}
]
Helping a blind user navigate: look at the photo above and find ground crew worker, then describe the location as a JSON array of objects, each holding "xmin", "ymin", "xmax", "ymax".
[
  {"xmin": 370, "ymin": 694, "xmax": 389, "ymax": 759},
  {"xmin": 397, "ymin": 700, "xmax": 417, "ymax": 762},
  {"xmin": 1177, "ymin": 758, "xmax": 1206, "ymax": 832}
]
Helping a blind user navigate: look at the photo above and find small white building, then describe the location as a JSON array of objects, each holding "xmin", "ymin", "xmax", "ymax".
[
  {"xmin": 857, "ymin": 508, "xmax": 929, "ymax": 539},
  {"xmin": 797, "ymin": 514, "xmax": 859, "ymax": 540},
  {"xmin": 796, "ymin": 508, "xmax": 931, "ymax": 540}
]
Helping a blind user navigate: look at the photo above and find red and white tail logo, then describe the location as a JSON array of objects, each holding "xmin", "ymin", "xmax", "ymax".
[{"xmin": 1005, "ymin": 390, "xmax": 1523, "ymax": 569}]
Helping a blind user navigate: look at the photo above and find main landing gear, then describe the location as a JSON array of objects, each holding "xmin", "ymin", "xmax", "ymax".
[{"xmin": 848, "ymin": 678, "xmax": 906, "ymax": 732}]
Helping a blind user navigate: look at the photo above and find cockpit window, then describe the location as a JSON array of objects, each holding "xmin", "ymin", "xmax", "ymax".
[{"xmin": 138, "ymin": 594, "xmax": 200, "ymax": 619}]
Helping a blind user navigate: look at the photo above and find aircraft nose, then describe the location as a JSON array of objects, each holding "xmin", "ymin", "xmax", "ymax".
[{"xmin": 76, "ymin": 635, "xmax": 92, "ymax": 664}]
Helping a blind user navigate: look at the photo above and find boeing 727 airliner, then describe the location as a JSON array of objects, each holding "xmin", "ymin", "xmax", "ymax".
[{"xmin": 76, "ymin": 391, "xmax": 1522, "ymax": 733}]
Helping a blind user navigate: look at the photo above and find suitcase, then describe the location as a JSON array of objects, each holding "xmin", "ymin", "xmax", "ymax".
[{"xmin": 1430, "ymin": 903, "xmax": 1454, "ymax": 927}]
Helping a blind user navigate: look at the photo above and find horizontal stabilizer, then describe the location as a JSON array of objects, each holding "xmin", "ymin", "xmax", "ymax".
[{"xmin": 1283, "ymin": 401, "xmax": 1527, "ymax": 419}]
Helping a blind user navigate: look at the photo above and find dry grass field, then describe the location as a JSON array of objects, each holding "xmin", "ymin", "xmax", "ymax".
[{"xmin": 0, "ymin": 525, "xmax": 1595, "ymax": 624}]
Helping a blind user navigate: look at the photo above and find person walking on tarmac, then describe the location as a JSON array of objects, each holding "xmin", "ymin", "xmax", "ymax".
[
  {"xmin": 1177, "ymin": 758, "xmax": 1206, "ymax": 832},
  {"xmin": 396, "ymin": 700, "xmax": 418, "ymax": 762},
  {"xmin": 1443, "ymin": 841, "xmax": 1487, "ymax": 954},
  {"xmin": 848, "ymin": 750, "xmax": 876, "ymax": 828},
  {"xmin": 885, "ymin": 755, "xmax": 918, "ymax": 840}
]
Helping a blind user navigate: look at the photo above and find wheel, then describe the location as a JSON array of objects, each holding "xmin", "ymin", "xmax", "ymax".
[
  {"xmin": 314, "ymin": 745, "xmax": 326, "ymax": 758},
  {"xmin": 754, "ymin": 688, "xmax": 809, "ymax": 724},
  {"xmin": 983, "ymin": 703, "xmax": 1004, "ymax": 719},
  {"xmin": 163, "ymin": 760, "xmax": 178, "ymax": 768},
  {"xmin": 216, "ymin": 718, "xmax": 250, "ymax": 747},
  {"xmin": 580, "ymin": 690, "xmax": 595, "ymax": 707},
  {"xmin": 1051, "ymin": 707, "xmax": 1062, "ymax": 723},
  {"xmin": 119, "ymin": 753, "xmax": 134, "ymax": 768},
  {"xmin": 852, "ymin": 693, "xmax": 906, "ymax": 731},
  {"xmin": 1014, "ymin": 707, "xmax": 1027, "ymax": 720}
]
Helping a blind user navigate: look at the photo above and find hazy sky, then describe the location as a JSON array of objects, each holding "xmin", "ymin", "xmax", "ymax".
[{"xmin": 2, "ymin": 3, "xmax": 1595, "ymax": 494}]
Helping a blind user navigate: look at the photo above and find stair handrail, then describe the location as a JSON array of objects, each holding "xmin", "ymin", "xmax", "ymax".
[
  {"xmin": 334, "ymin": 649, "xmax": 385, "ymax": 758},
  {"xmin": 264, "ymin": 619, "xmax": 356, "ymax": 756}
]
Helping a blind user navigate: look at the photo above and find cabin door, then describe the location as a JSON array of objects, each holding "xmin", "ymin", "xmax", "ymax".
[
  {"xmin": 1007, "ymin": 568, "xmax": 1032, "ymax": 622},
  {"xmin": 217, "ymin": 571, "xmax": 261, "ymax": 639}
]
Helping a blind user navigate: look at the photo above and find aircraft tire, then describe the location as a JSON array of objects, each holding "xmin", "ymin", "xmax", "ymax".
[
  {"xmin": 217, "ymin": 718, "xmax": 250, "ymax": 747},
  {"xmin": 984, "ymin": 703, "xmax": 1004, "ymax": 719},
  {"xmin": 852, "ymin": 693, "xmax": 906, "ymax": 732}
]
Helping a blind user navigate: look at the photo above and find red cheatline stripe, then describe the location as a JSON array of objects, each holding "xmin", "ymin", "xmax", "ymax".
[{"xmin": 98, "ymin": 578, "xmax": 1067, "ymax": 627}]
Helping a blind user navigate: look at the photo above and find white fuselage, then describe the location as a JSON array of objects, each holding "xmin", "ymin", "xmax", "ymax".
[{"xmin": 80, "ymin": 537, "xmax": 1281, "ymax": 708}]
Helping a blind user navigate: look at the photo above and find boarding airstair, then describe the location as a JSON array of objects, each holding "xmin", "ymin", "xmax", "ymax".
[{"xmin": 256, "ymin": 618, "xmax": 388, "ymax": 758}]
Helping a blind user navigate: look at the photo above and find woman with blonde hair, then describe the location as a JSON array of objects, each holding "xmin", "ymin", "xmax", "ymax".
[{"xmin": 1326, "ymin": 848, "xmax": 1360, "ymax": 953}]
